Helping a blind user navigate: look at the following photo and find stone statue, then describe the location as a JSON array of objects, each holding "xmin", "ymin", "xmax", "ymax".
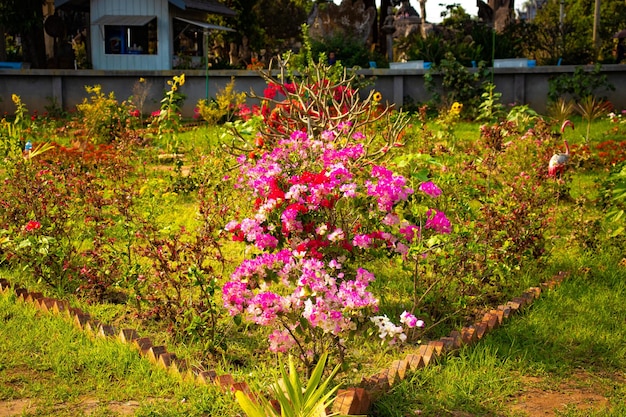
[
  {"xmin": 477, "ymin": 0, "xmax": 494, "ymax": 24},
  {"xmin": 307, "ymin": 0, "xmax": 377, "ymax": 45},
  {"xmin": 477, "ymin": 0, "xmax": 515, "ymax": 32}
]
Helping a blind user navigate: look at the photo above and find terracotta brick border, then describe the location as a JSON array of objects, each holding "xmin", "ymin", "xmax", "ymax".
[
  {"xmin": 0, "ymin": 271, "xmax": 568, "ymax": 416},
  {"xmin": 332, "ymin": 271, "xmax": 569, "ymax": 416},
  {"xmin": 0, "ymin": 278, "xmax": 255, "ymax": 403}
]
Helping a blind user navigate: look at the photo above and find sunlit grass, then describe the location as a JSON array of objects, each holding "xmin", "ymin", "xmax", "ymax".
[
  {"xmin": 374, "ymin": 247, "xmax": 626, "ymax": 416},
  {"xmin": 2, "ymin": 115, "xmax": 626, "ymax": 416},
  {"xmin": 0, "ymin": 290, "xmax": 237, "ymax": 416}
]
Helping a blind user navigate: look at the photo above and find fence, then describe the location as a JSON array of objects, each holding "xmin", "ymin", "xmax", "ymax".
[{"xmin": 1, "ymin": 65, "xmax": 625, "ymax": 118}]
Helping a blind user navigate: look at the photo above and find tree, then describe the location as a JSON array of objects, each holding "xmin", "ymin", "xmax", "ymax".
[
  {"xmin": 533, "ymin": 0, "xmax": 626, "ymax": 64},
  {"xmin": 0, "ymin": 0, "xmax": 47, "ymax": 68}
]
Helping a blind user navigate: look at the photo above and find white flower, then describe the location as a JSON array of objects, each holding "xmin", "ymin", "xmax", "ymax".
[
  {"xmin": 316, "ymin": 224, "xmax": 328, "ymax": 236},
  {"xmin": 327, "ymin": 228, "xmax": 345, "ymax": 242}
]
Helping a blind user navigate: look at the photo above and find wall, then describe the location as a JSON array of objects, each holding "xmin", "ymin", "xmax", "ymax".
[
  {"xmin": 90, "ymin": 0, "xmax": 171, "ymax": 70},
  {"xmin": 1, "ymin": 65, "xmax": 625, "ymax": 118}
]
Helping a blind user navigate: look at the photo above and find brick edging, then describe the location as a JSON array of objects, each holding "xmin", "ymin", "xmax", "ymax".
[
  {"xmin": 332, "ymin": 271, "xmax": 570, "ymax": 416},
  {"xmin": 0, "ymin": 272, "xmax": 569, "ymax": 416},
  {"xmin": 0, "ymin": 278, "xmax": 255, "ymax": 402}
]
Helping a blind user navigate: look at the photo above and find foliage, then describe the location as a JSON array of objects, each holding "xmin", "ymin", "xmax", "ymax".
[
  {"xmin": 150, "ymin": 74, "xmax": 187, "ymax": 152},
  {"xmin": 307, "ymin": 32, "xmax": 373, "ymax": 69},
  {"xmin": 0, "ymin": 143, "xmax": 135, "ymax": 295},
  {"xmin": 547, "ymin": 98, "xmax": 575, "ymax": 125},
  {"xmin": 134, "ymin": 174, "xmax": 233, "ymax": 349},
  {"xmin": 424, "ymin": 52, "xmax": 491, "ymax": 117},
  {"xmin": 76, "ymin": 85, "xmax": 133, "ymax": 144},
  {"xmin": 547, "ymin": 64, "xmax": 615, "ymax": 104},
  {"xmin": 476, "ymin": 82, "xmax": 505, "ymax": 124},
  {"xmin": 0, "ymin": 94, "xmax": 29, "ymax": 159},
  {"xmin": 428, "ymin": 101, "xmax": 464, "ymax": 149},
  {"xmin": 400, "ymin": 14, "xmax": 531, "ymax": 68},
  {"xmin": 0, "ymin": 0, "xmax": 46, "ymax": 67},
  {"xmin": 533, "ymin": 0, "xmax": 626, "ymax": 64},
  {"xmin": 196, "ymin": 77, "xmax": 247, "ymax": 125},
  {"xmin": 232, "ymin": 53, "xmax": 403, "ymax": 149},
  {"xmin": 576, "ymin": 95, "xmax": 613, "ymax": 143},
  {"xmin": 506, "ymin": 104, "xmax": 540, "ymax": 133},
  {"xmin": 236, "ymin": 353, "xmax": 345, "ymax": 417},
  {"xmin": 600, "ymin": 161, "xmax": 626, "ymax": 238}
]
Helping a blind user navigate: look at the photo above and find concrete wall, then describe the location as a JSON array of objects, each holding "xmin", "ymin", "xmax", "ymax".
[{"xmin": 1, "ymin": 65, "xmax": 625, "ymax": 118}]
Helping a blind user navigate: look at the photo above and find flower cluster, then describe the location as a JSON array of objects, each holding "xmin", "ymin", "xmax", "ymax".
[
  {"xmin": 222, "ymin": 127, "xmax": 449, "ymax": 353},
  {"xmin": 24, "ymin": 220, "xmax": 41, "ymax": 232},
  {"xmin": 371, "ymin": 311, "xmax": 424, "ymax": 344}
]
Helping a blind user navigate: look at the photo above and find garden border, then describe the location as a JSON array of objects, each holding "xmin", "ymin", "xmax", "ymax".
[{"xmin": 0, "ymin": 272, "xmax": 568, "ymax": 416}]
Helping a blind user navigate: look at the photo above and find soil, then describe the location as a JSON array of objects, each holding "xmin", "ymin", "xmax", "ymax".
[
  {"xmin": 505, "ymin": 372, "xmax": 611, "ymax": 417},
  {"xmin": 0, "ymin": 373, "xmax": 612, "ymax": 417},
  {"xmin": 0, "ymin": 398, "xmax": 140, "ymax": 416}
]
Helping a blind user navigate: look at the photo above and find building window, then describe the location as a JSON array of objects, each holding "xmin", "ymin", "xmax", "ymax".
[{"xmin": 103, "ymin": 18, "xmax": 157, "ymax": 55}]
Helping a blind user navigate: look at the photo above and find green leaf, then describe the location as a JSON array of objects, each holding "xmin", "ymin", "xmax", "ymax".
[
  {"xmin": 235, "ymin": 390, "xmax": 277, "ymax": 417},
  {"xmin": 610, "ymin": 226, "xmax": 624, "ymax": 238}
]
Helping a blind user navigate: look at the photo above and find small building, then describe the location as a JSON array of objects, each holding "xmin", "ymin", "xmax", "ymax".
[{"xmin": 53, "ymin": 0, "xmax": 236, "ymax": 70}]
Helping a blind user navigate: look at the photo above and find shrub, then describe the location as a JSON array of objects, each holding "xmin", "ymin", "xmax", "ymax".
[
  {"xmin": 424, "ymin": 52, "xmax": 491, "ymax": 117},
  {"xmin": 76, "ymin": 85, "xmax": 133, "ymax": 143},
  {"xmin": 196, "ymin": 77, "xmax": 247, "ymax": 125},
  {"xmin": 547, "ymin": 64, "xmax": 615, "ymax": 104}
]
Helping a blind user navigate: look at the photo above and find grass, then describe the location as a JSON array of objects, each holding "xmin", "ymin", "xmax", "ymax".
[
  {"xmin": 2, "ymin": 113, "xmax": 626, "ymax": 416},
  {"xmin": 0, "ymin": 287, "xmax": 238, "ymax": 417},
  {"xmin": 374, "ymin": 248, "xmax": 626, "ymax": 416}
]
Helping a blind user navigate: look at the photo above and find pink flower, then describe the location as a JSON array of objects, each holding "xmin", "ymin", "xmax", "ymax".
[
  {"xmin": 268, "ymin": 328, "xmax": 297, "ymax": 353},
  {"xmin": 353, "ymin": 234, "xmax": 372, "ymax": 249},
  {"xmin": 366, "ymin": 166, "xmax": 413, "ymax": 212},
  {"xmin": 399, "ymin": 224, "xmax": 420, "ymax": 242},
  {"xmin": 400, "ymin": 311, "xmax": 424, "ymax": 328},
  {"xmin": 425, "ymin": 210, "xmax": 451, "ymax": 234},
  {"xmin": 25, "ymin": 220, "xmax": 41, "ymax": 231},
  {"xmin": 418, "ymin": 181, "xmax": 442, "ymax": 198}
]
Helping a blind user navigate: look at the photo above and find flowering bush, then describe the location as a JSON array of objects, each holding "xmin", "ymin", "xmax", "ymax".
[
  {"xmin": 222, "ymin": 126, "xmax": 449, "ymax": 368},
  {"xmin": 229, "ymin": 58, "xmax": 408, "ymax": 161},
  {"xmin": 76, "ymin": 85, "xmax": 133, "ymax": 143}
]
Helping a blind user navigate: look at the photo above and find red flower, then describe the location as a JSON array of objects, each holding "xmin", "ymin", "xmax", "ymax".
[
  {"xmin": 267, "ymin": 179, "xmax": 285, "ymax": 201},
  {"xmin": 129, "ymin": 109, "xmax": 140, "ymax": 117},
  {"xmin": 264, "ymin": 83, "xmax": 280, "ymax": 99},
  {"xmin": 25, "ymin": 220, "xmax": 41, "ymax": 231}
]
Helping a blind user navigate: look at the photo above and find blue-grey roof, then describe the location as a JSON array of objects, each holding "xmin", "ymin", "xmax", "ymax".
[{"xmin": 54, "ymin": 0, "xmax": 236, "ymax": 16}]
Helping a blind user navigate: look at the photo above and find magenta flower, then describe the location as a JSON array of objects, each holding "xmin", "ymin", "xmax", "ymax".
[
  {"xmin": 425, "ymin": 210, "xmax": 451, "ymax": 234},
  {"xmin": 221, "ymin": 124, "xmax": 448, "ymax": 354},
  {"xmin": 400, "ymin": 311, "xmax": 424, "ymax": 328},
  {"xmin": 399, "ymin": 223, "xmax": 420, "ymax": 242},
  {"xmin": 419, "ymin": 181, "xmax": 442, "ymax": 198}
]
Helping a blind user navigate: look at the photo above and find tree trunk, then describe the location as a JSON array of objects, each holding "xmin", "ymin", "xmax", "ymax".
[
  {"xmin": 0, "ymin": 24, "xmax": 6, "ymax": 61},
  {"xmin": 22, "ymin": 25, "xmax": 47, "ymax": 68},
  {"xmin": 379, "ymin": 0, "xmax": 393, "ymax": 56}
]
